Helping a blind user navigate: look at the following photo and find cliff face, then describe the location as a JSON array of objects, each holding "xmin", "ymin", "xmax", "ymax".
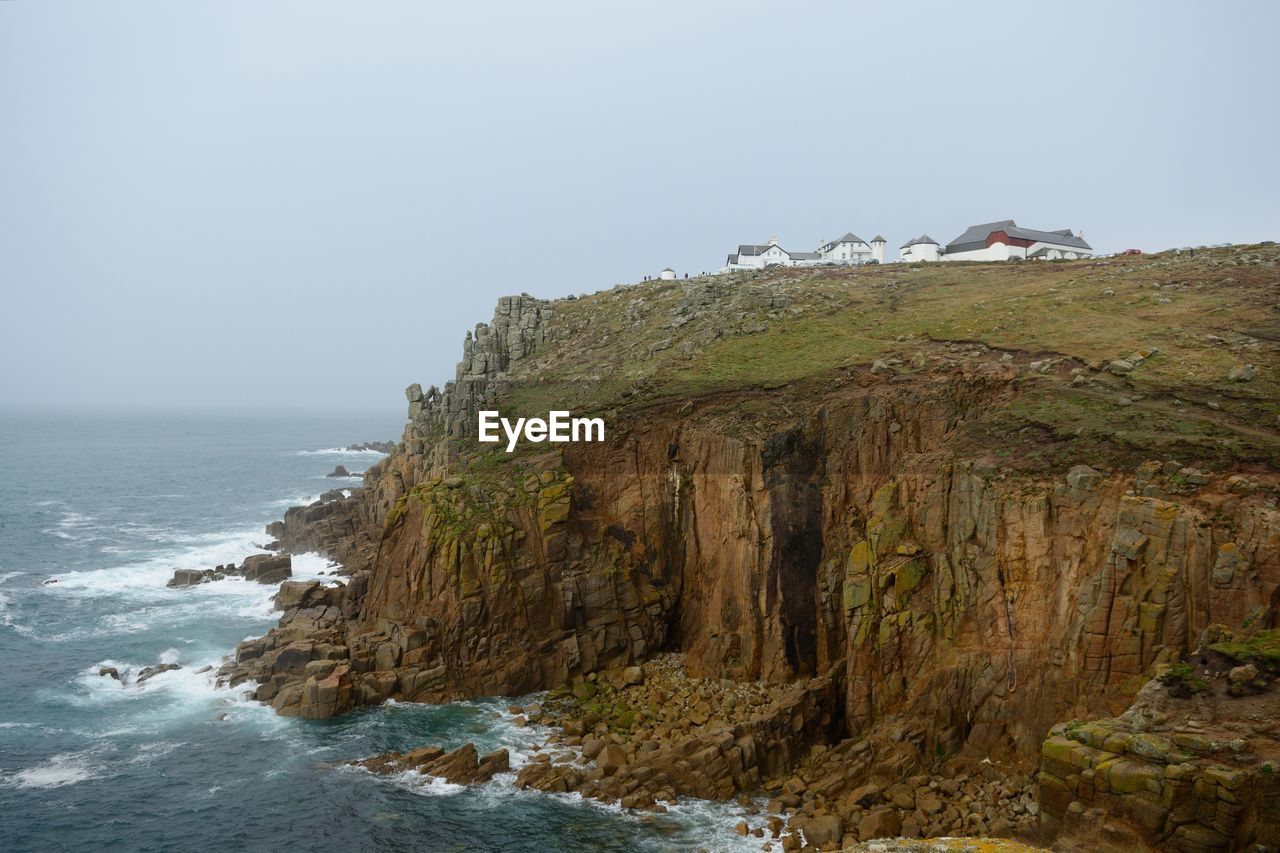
[
  {"xmin": 225, "ymin": 248, "xmax": 1280, "ymax": 849},
  {"xmin": 307, "ymin": 370, "xmax": 1278, "ymax": 740}
]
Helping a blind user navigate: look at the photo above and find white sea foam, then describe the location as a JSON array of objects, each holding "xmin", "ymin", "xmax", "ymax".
[
  {"xmin": 68, "ymin": 655, "xmax": 272, "ymax": 735},
  {"xmin": 43, "ymin": 511, "xmax": 98, "ymax": 541},
  {"xmin": 3, "ymin": 752, "xmax": 99, "ymax": 789},
  {"xmin": 47, "ymin": 534, "xmax": 336, "ymax": 603}
]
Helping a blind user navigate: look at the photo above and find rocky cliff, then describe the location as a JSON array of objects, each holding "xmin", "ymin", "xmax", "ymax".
[{"xmin": 223, "ymin": 245, "xmax": 1280, "ymax": 850}]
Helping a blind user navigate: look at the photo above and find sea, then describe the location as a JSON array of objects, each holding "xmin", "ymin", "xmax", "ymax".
[{"xmin": 0, "ymin": 414, "xmax": 759, "ymax": 852}]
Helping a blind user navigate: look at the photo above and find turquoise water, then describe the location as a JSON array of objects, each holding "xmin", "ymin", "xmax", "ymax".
[{"xmin": 0, "ymin": 415, "xmax": 753, "ymax": 851}]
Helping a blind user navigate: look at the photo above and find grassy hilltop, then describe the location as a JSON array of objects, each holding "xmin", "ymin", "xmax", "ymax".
[{"xmin": 500, "ymin": 244, "xmax": 1280, "ymax": 474}]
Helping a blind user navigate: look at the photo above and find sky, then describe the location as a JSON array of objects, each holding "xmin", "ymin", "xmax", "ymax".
[{"xmin": 2, "ymin": 0, "xmax": 1278, "ymax": 415}]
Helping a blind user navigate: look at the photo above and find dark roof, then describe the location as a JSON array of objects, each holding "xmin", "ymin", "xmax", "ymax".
[
  {"xmin": 821, "ymin": 232, "xmax": 867, "ymax": 250},
  {"xmin": 945, "ymin": 220, "xmax": 1092, "ymax": 253},
  {"xmin": 726, "ymin": 253, "xmax": 739, "ymax": 265},
  {"xmin": 737, "ymin": 243, "xmax": 789, "ymax": 257},
  {"xmin": 900, "ymin": 234, "xmax": 939, "ymax": 248},
  {"xmin": 872, "ymin": 235, "xmax": 887, "ymax": 243}
]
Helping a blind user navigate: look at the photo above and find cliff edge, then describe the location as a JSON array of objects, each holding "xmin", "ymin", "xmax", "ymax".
[{"xmin": 223, "ymin": 246, "xmax": 1280, "ymax": 850}]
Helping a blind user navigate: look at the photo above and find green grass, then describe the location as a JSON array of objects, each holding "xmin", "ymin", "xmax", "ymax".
[
  {"xmin": 1209, "ymin": 629, "xmax": 1280, "ymax": 671},
  {"xmin": 449, "ymin": 246, "xmax": 1280, "ymax": 473}
]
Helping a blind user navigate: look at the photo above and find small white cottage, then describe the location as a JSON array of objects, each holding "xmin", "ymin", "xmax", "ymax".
[{"xmin": 899, "ymin": 235, "xmax": 941, "ymax": 262}]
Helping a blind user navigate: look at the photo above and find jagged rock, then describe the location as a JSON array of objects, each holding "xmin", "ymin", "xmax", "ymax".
[
  {"xmin": 326, "ymin": 465, "xmax": 350, "ymax": 478},
  {"xmin": 858, "ymin": 806, "xmax": 901, "ymax": 841},
  {"xmin": 240, "ymin": 554, "xmax": 292, "ymax": 584},
  {"xmin": 98, "ymin": 667, "xmax": 120, "ymax": 680},
  {"xmin": 350, "ymin": 742, "xmax": 509, "ymax": 785},
  {"xmin": 167, "ymin": 568, "xmax": 213, "ymax": 587},
  {"xmin": 596, "ymin": 744, "xmax": 627, "ymax": 777},
  {"xmin": 793, "ymin": 815, "xmax": 842, "ymax": 847},
  {"xmin": 274, "ymin": 579, "xmax": 343, "ymax": 612},
  {"xmin": 136, "ymin": 663, "xmax": 180, "ymax": 684},
  {"xmin": 1066, "ymin": 464, "xmax": 1103, "ymax": 491}
]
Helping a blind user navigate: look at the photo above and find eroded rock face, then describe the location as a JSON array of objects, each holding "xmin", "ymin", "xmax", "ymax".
[
  {"xmin": 216, "ymin": 293, "xmax": 1279, "ymax": 849},
  {"xmin": 1036, "ymin": 635, "xmax": 1280, "ymax": 852},
  {"xmin": 226, "ymin": 373, "xmax": 1279, "ymax": 751}
]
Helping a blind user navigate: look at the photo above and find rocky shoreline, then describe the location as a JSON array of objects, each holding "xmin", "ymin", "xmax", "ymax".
[
  {"xmin": 200, "ymin": 261, "xmax": 1280, "ymax": 851},
  {"xmin": 186, "ymin": 456, "xmax": 1280, "ymax": 851}
]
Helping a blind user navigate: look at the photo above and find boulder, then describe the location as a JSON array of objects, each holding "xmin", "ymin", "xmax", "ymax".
[
  {"xmin": 327, "ymin": 465, "xmax": 351, "ymax": 478},
  {"xmin": 274, "ymin": 579, "xmax": 342, "ymax": 611},
  {"xmin": 167, "ymin": 568, "xmax": 212, "ymax": 587},
  {"xmin": 1108, "ymin": 359, "xmax": 1134, "ymax": 375},
  {"xmin": 597, "ymin": 743, "xmax": 627, "ymax": 776},
  {"xmin": 1228, "ymin": 662, "xmax": 1260, "ymax": 686},
  {"xmin": 857, "ymin": 806, "xmax": 901, "ymax": 841},
  {"xmin": 98, "ymin": 667, "xmax": 120, "ymax": 680},
  {"xmin": 1228, "ymin": 363, "xmax": 1255, "ymax": 382},
  {"xmin": 794, "ymin": 815, "xmax": 842, "ymax": 847},
  {"xmin": 1066, "ymin": 464, "xmax": 1103, "ymax": 491},
  {"xmin": 241, "ymin": 554, "xmax": 292, "ymax": 584}
]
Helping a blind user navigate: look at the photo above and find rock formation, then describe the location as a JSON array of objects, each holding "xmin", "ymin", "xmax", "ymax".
[
  {"xmin": 166, "ymin": 555, "xmax": 292, "ymax": 587},
  {"xmin": 219, "ymin": 248, "xmax": 1280, "ymax": 849}
]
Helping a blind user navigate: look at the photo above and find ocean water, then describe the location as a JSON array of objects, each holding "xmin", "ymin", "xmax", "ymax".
[{"xmin": 0, "ymin": 414, "xmax": 760, "ymax": 852}]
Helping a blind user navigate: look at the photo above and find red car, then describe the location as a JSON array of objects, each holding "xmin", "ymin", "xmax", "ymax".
[{"xmin": 1122, "ymin": 248, "xmax": 1142, "ymax": 255}]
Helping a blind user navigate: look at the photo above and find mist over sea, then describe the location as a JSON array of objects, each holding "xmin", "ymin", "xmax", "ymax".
[{"xmin": 0, "ymin": 414, "xmax": 751, "ymax": 851}]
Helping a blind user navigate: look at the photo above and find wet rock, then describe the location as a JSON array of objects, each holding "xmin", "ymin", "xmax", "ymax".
[
  {"xmin": 326, "ymin": 465, "xmax": 351, "ymax": 478},
  {"xmin": 136, "ymin": 663, "xmax": 180, "ymax": 684},
  {"xmin": 167, "ymin": 568, "xmax": 217, "ymax": 587},
  {"xmin": 240, "ymin": 554, "xmax": 292, "ymax": 584},
  {"xmin": 98, "ymin": 667, "xmax": 120, "ymax": 680}
]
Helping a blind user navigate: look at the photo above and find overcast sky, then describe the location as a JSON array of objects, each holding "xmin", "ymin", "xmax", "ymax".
[{"xmin": 2, "ymin": 1, "xmax": 1278, "ymax": 415}]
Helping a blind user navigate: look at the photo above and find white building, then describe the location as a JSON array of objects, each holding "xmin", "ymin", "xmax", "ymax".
[
  {"xmin": 723, "ymin": 231, "xmax": 884, "ymax": 271},
  {"xmin": 659, "ymin": 267, "xmax": 677, "ymax": 280},
  {"xmin": 940, "ymin": 220, "xmax": 1092, "ymax": 261},
  {"xmin": 818, "ymin": 233, "xmax": 885, "ymax": 264},
  {"xmin": 898, "ymin": 235, "xmax": 941, "ymax": 262},
  {"xmin": 725, "ymin": 238, "xmax": 793, "ymax": 270}
]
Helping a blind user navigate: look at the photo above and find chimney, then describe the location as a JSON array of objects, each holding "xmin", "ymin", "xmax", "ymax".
[{"xmin": 768, "ymin": 236, "xmax": 779, "ymax": 246}]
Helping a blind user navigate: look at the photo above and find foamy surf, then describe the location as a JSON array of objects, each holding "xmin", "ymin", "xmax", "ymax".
[{"xmin": 2, "ymin": 752, "xmax": 100, "ymax": 790}]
